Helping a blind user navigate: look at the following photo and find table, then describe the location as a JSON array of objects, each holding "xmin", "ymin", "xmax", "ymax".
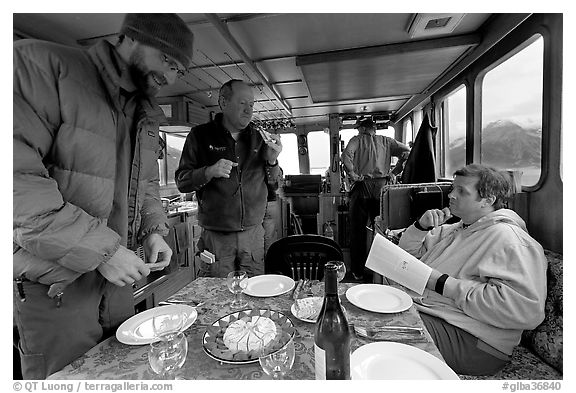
[{"xmin": 48, "ymin": 278, "xmax": 443, "ymax": 380}]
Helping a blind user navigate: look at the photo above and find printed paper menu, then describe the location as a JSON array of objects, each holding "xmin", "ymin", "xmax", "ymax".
[{"xmin": 365, "ymin": 233, "xmax": 432, "ymax": 295}]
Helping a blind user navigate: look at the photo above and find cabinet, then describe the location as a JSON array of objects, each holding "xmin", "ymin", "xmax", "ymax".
[{"xmin": 133, "ymin": 209, "xmax": 200, "ymax": 312}]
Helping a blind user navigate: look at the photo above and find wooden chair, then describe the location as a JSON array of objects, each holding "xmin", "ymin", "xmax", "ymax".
[{"xmin": 264, "ymin": 234, "xmax": 344, "ymax": 281}]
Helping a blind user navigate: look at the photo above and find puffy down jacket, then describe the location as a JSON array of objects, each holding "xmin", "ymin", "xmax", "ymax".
[{"xmin": 13, "ymin": 39, "xmax": 169, "ymax": 296}]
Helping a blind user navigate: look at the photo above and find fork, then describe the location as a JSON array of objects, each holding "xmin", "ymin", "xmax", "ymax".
[
  {"xmin": 301, "ymin": 279, "xmax": 311, "ymax": 296},
  {"xmin": 292, "ymin": 279, "xmax": 304, "ymax": 313},
  {"xmin": 352, "ymin": 324, "xmax": 425, "ymax": 341}
]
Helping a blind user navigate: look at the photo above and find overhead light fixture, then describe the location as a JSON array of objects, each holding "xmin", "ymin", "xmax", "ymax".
[{"xmin": 407, "ymin": 13, "xmax": 465, "ymax": 39}]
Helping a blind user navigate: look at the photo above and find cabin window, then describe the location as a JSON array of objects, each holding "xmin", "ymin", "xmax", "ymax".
[
  {"xmin": 403, "ymin": 118, "xmax": 413, "ymax": 145},
  {"xmin": 339, "ymin": 128, "xmax": 358, "ymax": 148},
  {"xmin": 158, "ymin": 132, "xmax": 186, "ymax": 185},
  {"xmin": 307, "ymin": 130, "xmax": 330, "ymax": 175},
  {"xmin": 276, "ymin": 133, "xmax": 299, "ymax": 175},
  {"xmin": 442, "ymin": 85, "xmax": 467, "ymax": 177},
  {"xmin": 480, "ymin": 35, "xmax": 543, "ymax": 187},
  {"xmin": 378, "ymin": 126, "xmax": 395, "ymax": 139},
  {"xmin": 157, "ymin": 139, "xmax": 166, "ymax": 186},
  {"xmin": 412, "ymin": 110, "xmax": 423, "ymax": 137}
]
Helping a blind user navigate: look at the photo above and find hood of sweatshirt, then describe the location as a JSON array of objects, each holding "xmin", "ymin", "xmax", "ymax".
[{"xmin": 463, "ymin": 208, "xmax": 527, "ymax": 236}]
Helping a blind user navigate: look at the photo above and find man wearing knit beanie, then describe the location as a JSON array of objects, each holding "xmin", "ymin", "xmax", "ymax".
[
  {"xmin": 117, "ymin": 13, "xmax": 194, "ymax": 96},
  {"xmin": 14, "ymin": 13, "xmax": 192, "ymax": 379}
]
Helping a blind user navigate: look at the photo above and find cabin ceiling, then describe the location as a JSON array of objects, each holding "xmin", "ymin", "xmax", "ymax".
[{"xmin": 13, "ymin": 13, "xmax": 494, "ymax": 131}]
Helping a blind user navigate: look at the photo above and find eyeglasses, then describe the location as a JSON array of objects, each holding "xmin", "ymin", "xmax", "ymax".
[{"xmin": 162, "ymin": 53, "xmax": 187, "ymax": 77}]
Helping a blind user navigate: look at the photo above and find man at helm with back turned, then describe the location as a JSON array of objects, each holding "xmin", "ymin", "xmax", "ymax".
[{"xmin": 341, "ymin": 117, "xmax": 410, "ymax": 282}]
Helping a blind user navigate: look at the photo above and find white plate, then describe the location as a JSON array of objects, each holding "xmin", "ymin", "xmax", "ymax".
[
  {"xmin": 290, "ymin": 296, "xmax": 323, "ymax": 323},
  {"xmin": 243, "ymin": 275, "xmax": 295, "ymax": 297},
  {"xmin": 351, "ymin": 342, "xmax": 460, "ymax": 380},
  {"xmin": 346, "ymin": 284, "xmax": 413, "ymax": 313},
  {"xmin": 116, "ymin": 304, "xmax": 197, "ymax": 345}
]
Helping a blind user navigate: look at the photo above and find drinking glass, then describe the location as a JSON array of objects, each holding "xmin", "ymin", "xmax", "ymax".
[
  {"xmin": 226, "ymin": 270, "xmax": 249, "ymax": 309},
  {"xmin": 259, "ymin": 337, "xmax": 296, "ymax": 380},
  {"xmin": 152, "ymin": 305, "xmax": 188, "ymax": 341},
  {"xmin": 148, "ymin": 332, "xmax": 188, "ymax": 379}
]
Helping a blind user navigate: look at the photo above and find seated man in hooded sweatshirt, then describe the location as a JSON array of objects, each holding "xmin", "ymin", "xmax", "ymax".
[{"xmin": 398, "ymin": 164, "xmax": 547, "ymax": 376}]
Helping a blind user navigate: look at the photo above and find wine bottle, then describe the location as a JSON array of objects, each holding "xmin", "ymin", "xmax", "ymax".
[{"xmin": 314, "ymin": 263, "xmax": 351, "ymax": 380}]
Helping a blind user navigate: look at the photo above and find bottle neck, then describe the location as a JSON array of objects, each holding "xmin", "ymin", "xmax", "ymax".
[{"xmin": 324, "ymin": 267, "xmax": 338, "ymax": 296}]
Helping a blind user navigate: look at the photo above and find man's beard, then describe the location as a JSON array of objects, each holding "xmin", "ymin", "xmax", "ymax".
[
  {"xmin": 128, "ymin": 64, "xmax": 161, "ymax": 97},
  {"xmin": 128, "ymin": 50, "xmax": 162, "ymax": 96}
]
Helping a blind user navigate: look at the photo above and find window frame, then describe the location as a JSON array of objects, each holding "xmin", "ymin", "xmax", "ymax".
[
  {"xmin": 306, "ymin": 129, "xmax": 331, "ymax": 176},
  {"xmin": 438, "ymin": 84, "xmax": 467, "ymax": 178},
  {"xmin": 432, "ymin": 19, "xmax": 553, "ymax": 193},
  {"xmin": 275, "ymin": 132, "xmax": 300, "ymax": 175},
  {"xmin": 476, "ymin": 34, "xmax": 544, "ymax": 190},
  {"xmin": 158, "ymin": 131, "xmax": 188, "ymax": 186}
]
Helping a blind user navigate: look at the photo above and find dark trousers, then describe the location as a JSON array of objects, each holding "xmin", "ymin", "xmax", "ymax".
[
  {"xmin": 13, "ymin": 271, "xmax": 134, "ymax": 379},
  {"xmin": 421, "ymin": 313, "xmax": 510, "ymax": 376},
  {"xmin": 349, "ymin": 178, "xmax": 389, "ymax": 277},
  {"xmin": 197, "ymin": 225, "xmax": 265, "ymax": 278}
]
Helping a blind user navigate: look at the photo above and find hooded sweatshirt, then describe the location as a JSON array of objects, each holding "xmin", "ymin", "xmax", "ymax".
[{"xmin": 398, "ymin": 209, "xmax": 547, "ymax": 355}]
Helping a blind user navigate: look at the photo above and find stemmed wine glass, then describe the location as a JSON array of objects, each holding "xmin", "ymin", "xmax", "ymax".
[
  {"xmin": 226, "ymin": 270, "xmax": 249, "ymax": 309},
  {"xmin": 259, "ymin": 337, "xmax": 296, "ymax": 379},
  {"xmin": 149, "ymin": 305, "xmax": 190, "ymax": 378},
  {"xmin": 148, "ymin": 332, "xmax": 188, "ymax": 379}
]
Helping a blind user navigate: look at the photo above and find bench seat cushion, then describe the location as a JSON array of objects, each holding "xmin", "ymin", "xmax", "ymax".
[
  {"xmin": 522, "ymin": 250, "xmax": 563, "ymax": 372},
  {"xmin": 459, "ymin": 346, "xmax": 562, "ymax": 380}
]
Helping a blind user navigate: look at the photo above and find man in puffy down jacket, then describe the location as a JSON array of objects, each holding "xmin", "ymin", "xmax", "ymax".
[{"xmin": 13, "ymin": 14, "xmax": 194, "ymax": 379}]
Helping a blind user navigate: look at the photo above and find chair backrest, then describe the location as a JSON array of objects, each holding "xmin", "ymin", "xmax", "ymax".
[
  {"xmin": 379, "ymin": 182, "xmax": 453, "ymax": 229},
  {"xmin": 265, "ymin": 234, "xmax": 344, "ymax": 281}
]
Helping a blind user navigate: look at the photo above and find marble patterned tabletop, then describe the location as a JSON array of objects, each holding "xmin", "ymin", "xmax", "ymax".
[{"xmin": 48, "ymin": 278, "xmax": 442, "ymax": 380}]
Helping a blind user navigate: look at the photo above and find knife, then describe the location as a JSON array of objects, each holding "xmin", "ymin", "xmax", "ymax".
[{"xmin": 158, "ymin": 299, "xmax": 205, "ymax": 308}]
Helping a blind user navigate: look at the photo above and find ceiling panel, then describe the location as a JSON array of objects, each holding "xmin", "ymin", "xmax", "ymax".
[
  {"xmin": 13, "ymin": 12, "xmax": 494, "ymax": 129},
  {"xmin": 300, "ymin": 46, "xmax": 470, "ymax": 103}
]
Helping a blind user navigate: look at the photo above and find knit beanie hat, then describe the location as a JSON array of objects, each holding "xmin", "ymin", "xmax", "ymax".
[{"xmin": 120, "ymin": 13, "xmax": 194, "ymax": 68}]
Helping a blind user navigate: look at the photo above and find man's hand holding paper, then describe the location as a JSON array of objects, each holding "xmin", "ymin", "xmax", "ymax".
[{"xmin": 365, "ymin": 233, "xmax": 432, "ymax": 295}]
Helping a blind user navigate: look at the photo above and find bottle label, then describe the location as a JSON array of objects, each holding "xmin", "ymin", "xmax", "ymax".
[{"xmin": 314, "ymin": 344, "xmax": 326, "ymax": 380}]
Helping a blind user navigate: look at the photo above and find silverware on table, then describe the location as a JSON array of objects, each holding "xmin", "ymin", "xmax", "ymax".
[
  {"xmin": 292, "ymin": 279, "xmax": 304, "ymax": 312},
  {"xmin": 291, "ymin": 279, "xmax": 303, "ymax": 298},
  {"xmin": 301, "ymin": 279, "xmax": 310, "ymax": 296},
  {"xmin": 352, "ymin": 324, "xmax": 426, "ymax": 342},
  {"xmin": 158, "ymin": 299, "xmax": 205, "ymax": 308},
  {"xmin": 302, "ymin": 278, "xmax": 312, "ymax": 296}
]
